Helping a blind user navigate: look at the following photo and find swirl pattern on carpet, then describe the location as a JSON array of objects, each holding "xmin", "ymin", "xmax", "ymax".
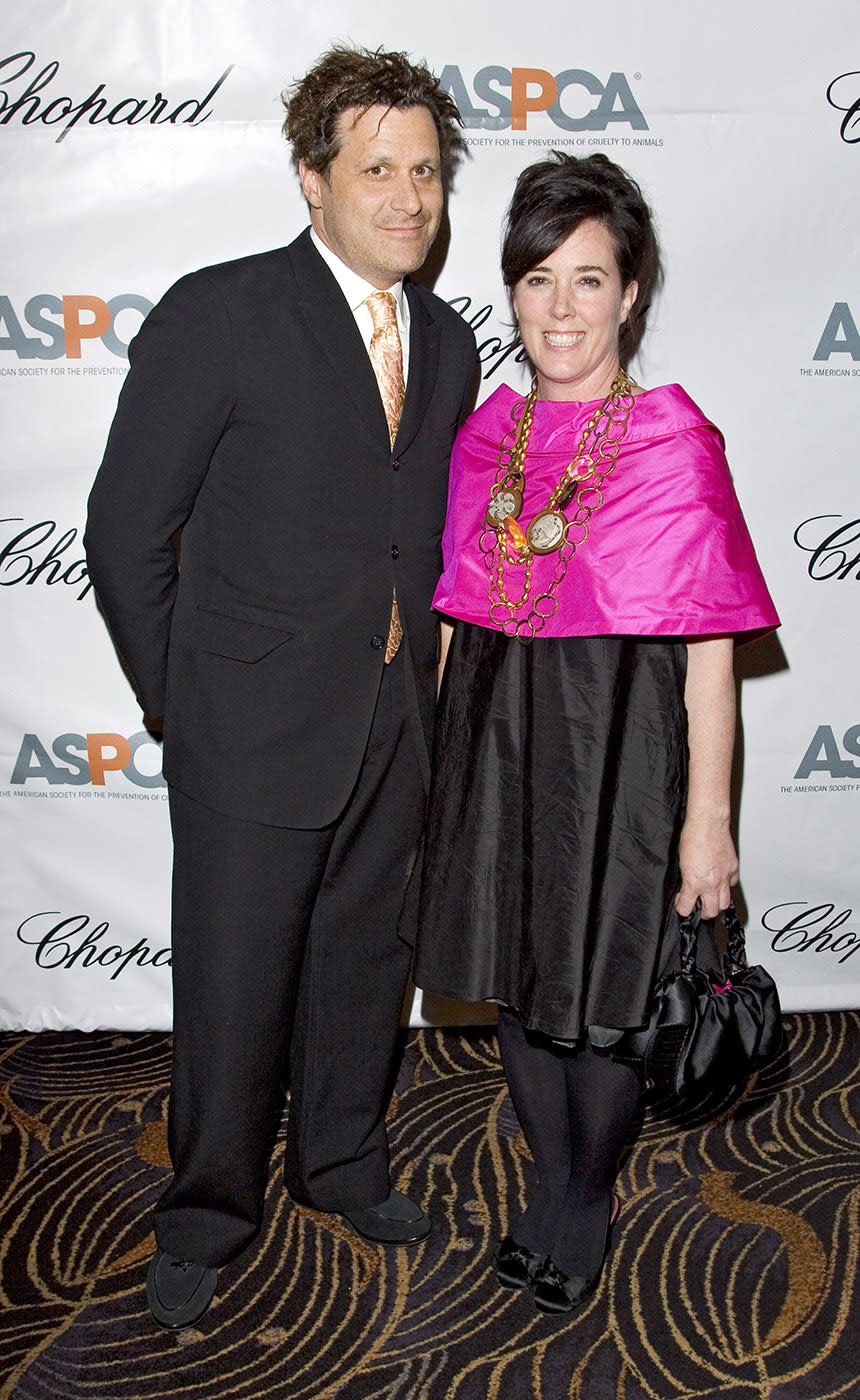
[{"xmin": 1, "ymin": 1013, "xmax": 859, "ymax": 1399}]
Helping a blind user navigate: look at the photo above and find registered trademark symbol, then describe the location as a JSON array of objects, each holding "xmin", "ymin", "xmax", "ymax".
[{"xmin": 634, "ymin": 72, "xmax": 642, "ymax": 80}]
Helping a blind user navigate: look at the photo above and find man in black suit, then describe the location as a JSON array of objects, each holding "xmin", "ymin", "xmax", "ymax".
[{"xmin": 85, "ymin": 46, "xmax": 476, "ymax": 1329}]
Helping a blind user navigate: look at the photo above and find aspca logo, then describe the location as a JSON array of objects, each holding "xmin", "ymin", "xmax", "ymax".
[
  {"xmin": 0, "ymin": 294, "xmax": 152, "ymax": 360},
  {"xmin": 10, "ymin": 732, "xmax": 164, "ymax": 788},
  {"xmin": 440, "ymin": 65, "xmax": 647, "ymax": 132},
  {"xmin": 794, "ymin": 725, "xmax": 860, "ymax": 780},
  {"xmin": 827, "ymin": 71, "xmax": 860, "ymax": 144},
  {"xmin": 812, "ymin": 303, "xmax": 860, "ymax": 362}
]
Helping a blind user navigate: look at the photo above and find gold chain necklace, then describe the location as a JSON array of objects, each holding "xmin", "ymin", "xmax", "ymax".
[{"xmin": 480, "ymin": 369, "xmax": 637, "ymax": 639}]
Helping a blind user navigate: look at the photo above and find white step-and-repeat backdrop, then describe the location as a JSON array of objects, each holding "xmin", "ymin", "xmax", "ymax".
[{"xmin": 2, "ymin": 0, "xmax": 858, "ymax": 1029}]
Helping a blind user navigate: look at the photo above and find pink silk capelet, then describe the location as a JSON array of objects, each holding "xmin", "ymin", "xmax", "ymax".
[{"xmin": 433, "ymin": 383, "xmax": 779, "ymax": 638}]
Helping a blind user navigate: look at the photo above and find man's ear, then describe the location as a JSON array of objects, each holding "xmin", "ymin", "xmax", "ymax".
[{"xmin": 298, "ymin": 161, "xmax": 323, "ymax": 209}]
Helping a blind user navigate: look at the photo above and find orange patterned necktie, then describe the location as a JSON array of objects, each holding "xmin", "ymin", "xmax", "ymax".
[
  {"xmin": 366, "ymin": 291, "xmax": 405, "ymax": 447},
  {"xmin": 365, "ymin": 291, "xmax": 405, "ymax": 663}
]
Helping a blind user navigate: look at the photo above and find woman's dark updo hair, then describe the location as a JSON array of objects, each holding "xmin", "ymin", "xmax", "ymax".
[{"xmin": 501, "ymin": 152, "xmax": 661, "ymax": 366}]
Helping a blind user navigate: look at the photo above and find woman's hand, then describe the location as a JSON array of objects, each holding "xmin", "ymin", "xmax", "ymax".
[{"xmin": 676, "ymin": 814, "xmax": 738, "ymax": 918}]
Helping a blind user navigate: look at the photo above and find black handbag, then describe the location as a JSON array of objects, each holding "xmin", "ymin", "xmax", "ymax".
[{"xmin": 616, "ymin": 901, "xmax": 783, "ymax": 1113}]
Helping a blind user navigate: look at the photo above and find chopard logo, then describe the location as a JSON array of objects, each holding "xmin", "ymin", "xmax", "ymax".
[
  {"xmin": 1, "ymin": 518, "xmax": 91, "ymax": 599},
  {"xmin": 793, "ymin": 516, "xmax": 860, "ymax": 581},
  {"xmin": 449, "ymin": 294, "xmax": 529, "ymax": 381},
  {"xmin": 16, "ymin": 911, "xmax": 171, "ymax": 980},
  {"xmin": 0, "ymin": 50, "xmax": 234, "ymax": 143},
  {"xmin": 827, "ymin": 71, "xmax": 860, "ymax": 143},
  {"xmin": 763, "ymin": 902, "xmax": 860, "ymax": 964}
]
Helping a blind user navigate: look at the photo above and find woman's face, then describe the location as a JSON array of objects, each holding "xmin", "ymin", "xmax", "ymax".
[{"xmin": 511, "ymin": 218, "xmax": 638, "ymax": 402}]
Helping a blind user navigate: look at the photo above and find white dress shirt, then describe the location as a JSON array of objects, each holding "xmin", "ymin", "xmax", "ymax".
[{"xmin": 309, "ymin": 227, "xmax": 411, "ymax": 384}]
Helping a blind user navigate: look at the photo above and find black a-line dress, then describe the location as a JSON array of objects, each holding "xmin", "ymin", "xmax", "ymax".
[{"xmin": 414, "ymin": 620, "xmax": 689, "ymax": 1043}]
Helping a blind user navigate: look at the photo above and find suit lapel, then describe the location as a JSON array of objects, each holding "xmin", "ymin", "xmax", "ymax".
[
  {"xmin": 287, "ymin": 233, "xmax": 442, "ymax": 455},
  {"xmin": 290, "ymin": 232, "xmax": 391, "ymax": 446},
  {"xmin": 395, "ymin": 284, "xmax": 440, "ymax": 456}
]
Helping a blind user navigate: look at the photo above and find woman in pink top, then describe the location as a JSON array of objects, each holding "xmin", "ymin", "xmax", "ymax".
[{"xmin": 414, "ymin": 154, "xmax": 778, "ymax": 1314}]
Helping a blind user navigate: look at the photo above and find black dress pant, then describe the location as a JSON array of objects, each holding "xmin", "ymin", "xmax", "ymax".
[{"xmin": 154, "ymin": 653, "xmax": 424, "ymax": 1268}]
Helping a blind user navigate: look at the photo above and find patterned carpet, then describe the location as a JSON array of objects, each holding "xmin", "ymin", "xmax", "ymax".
[{"xmin": 1, "ymin": 1014, "xmax": 859, "ymax": 1400}]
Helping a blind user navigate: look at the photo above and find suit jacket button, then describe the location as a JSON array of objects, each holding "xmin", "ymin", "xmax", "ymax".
[
  {"xmin": 391, "ymin": 544, "xmax": 399, "ymax": 559},
  {"xmin": 371, "ymin": 634, "xmax": 385, "ymax": 649},
  {"xmin": 392, "ymin": 459, "xmax": 400, "ymax": 471}
]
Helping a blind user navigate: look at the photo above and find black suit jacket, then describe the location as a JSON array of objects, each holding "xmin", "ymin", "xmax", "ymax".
[{"xmin": 85, "ymin": 230, "xmax": 477, "ymax": 827}]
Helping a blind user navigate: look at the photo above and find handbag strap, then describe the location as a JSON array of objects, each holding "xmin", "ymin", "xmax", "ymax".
[{"xmin": 677, "ymin": 899, "xmax": 749, "ymax": 976}]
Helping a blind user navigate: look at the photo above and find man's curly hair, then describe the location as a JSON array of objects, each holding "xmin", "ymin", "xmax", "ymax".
[{"xmin": 282, "ymin": 45, "xmax": 466, "ymax": 183}]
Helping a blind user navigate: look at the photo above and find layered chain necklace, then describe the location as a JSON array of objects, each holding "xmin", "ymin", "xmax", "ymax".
[{"xmin": 480, "ymin": 368, "xmax": 637, "ymax": 639}]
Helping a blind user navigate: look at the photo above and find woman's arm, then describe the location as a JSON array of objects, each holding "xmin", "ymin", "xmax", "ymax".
[{"xmin": 676, "ymin": 636, "xmax": 739, "ymax": 918}]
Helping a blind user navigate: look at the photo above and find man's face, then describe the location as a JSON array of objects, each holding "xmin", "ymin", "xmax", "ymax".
[{"xmin": 300, "ymin": 104, "xmax": 444, "ymax": 289}]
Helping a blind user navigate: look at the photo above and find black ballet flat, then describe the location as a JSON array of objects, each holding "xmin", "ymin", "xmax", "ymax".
[
  {"xmin": 532, "ymin": 1256, "xmax": 603, "ymax": 1313},
  {"xmin": 532, "ymin": 1195, "xmax": 619, "ymax": 1315},
  {"xmin": 495, "ymin": 1235, "xmax": 543, "ymax": 1290}
]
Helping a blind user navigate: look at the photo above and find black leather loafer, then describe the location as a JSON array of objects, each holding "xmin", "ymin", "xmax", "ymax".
[
  {"xmin": 495, "ymin": 1235, "xmax": 543, "ymax": 1290},
  {"xmin": 146, "ymin": 1249, "xmax": 219, "ymax": 1329},
  {"xmin": 338, "ymin": 1188, "xmax": 431, "ymax": 1245}
]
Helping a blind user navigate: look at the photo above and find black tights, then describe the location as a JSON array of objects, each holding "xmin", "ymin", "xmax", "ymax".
[{"xmin": 497, "ymin": 1007, "xmax": 641, "ymax": 1276}]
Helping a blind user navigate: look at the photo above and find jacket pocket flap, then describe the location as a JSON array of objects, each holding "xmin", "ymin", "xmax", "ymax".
[{"xmin": 186, "ymin": 607, "xmax": 295, "ymax": 662}]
